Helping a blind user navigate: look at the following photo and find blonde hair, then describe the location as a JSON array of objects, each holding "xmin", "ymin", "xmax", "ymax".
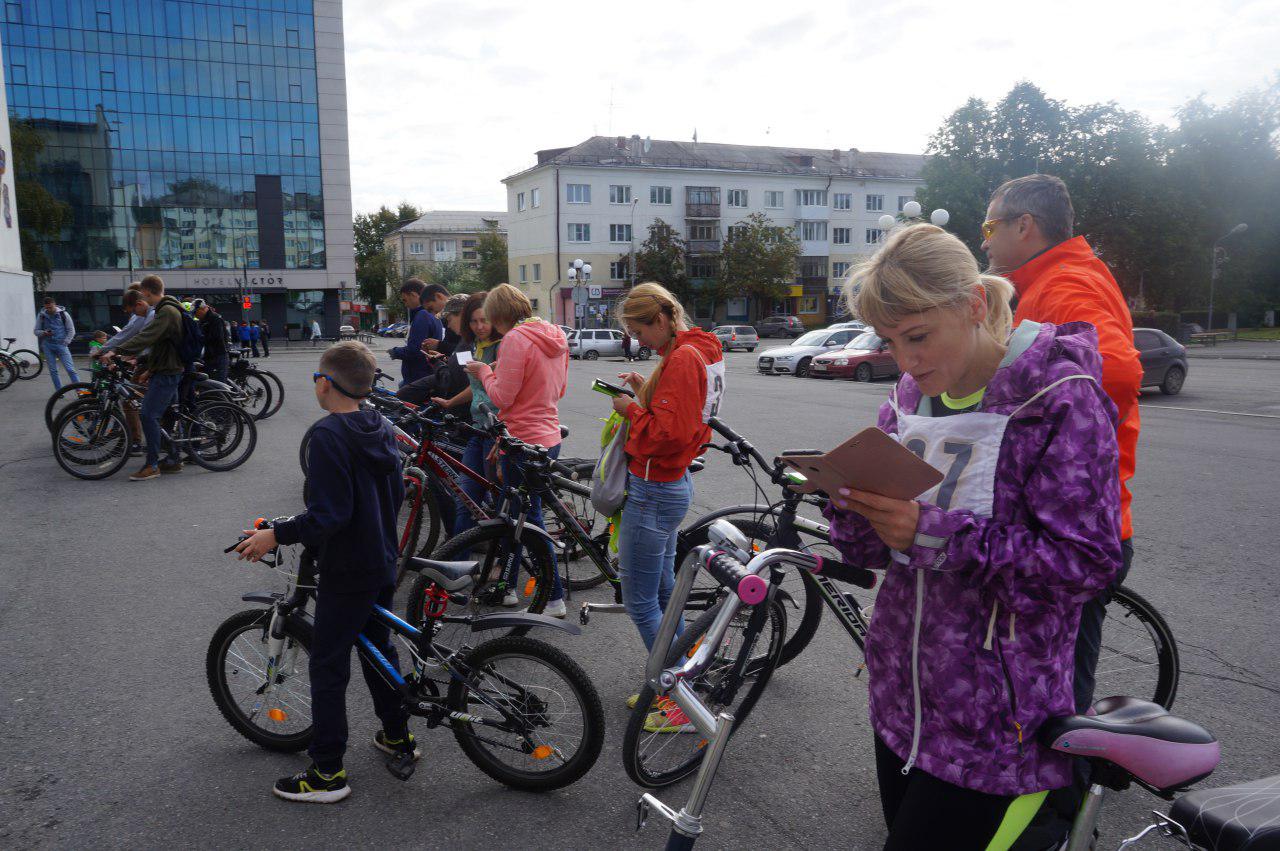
[
  {"xmin": 618, "ymin": 282, "xmax": 689, "ymax": 407},
  {"xmin": 845, "ymin": 224, "xmax": 1013, "ymax": 342},
  {"xmin": 483, "ymin": 283, "xmax": 533, "ymax": 330}
]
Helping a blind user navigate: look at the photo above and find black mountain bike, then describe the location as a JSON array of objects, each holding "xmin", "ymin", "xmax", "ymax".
[
  {"xmin": 207, "ymin": 520, "xmax": 605, "ymax": 791},
  {"xmin": 1, "ymin": 336, "xmax": 42, "ymax": 380},
  {"xmin": 227, "ymin": 351, "xmax": 284, "ymax": 420}
]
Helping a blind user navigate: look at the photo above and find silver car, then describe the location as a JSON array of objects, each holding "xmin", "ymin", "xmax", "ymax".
[
  {"xmin": 569, "ymin": 328, "xmax": 651, "ymax": 360},
  {"xmin": 756, "ymin": 327, "xmax": 861, "ymax": 377},
  {"xmin": 712, "ymin": 325, "xmax": 759, "ymax": 352}
]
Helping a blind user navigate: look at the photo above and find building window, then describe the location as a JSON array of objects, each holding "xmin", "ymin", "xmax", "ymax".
[
  {"xmin": 650, "ymin": 186, "xmax": 672, "ymax": 205},
  {"xmin": 461, "ymin": 240, "xmax": 477, "ymax": 248},
  {"xmin": 237, "ymin": 80, "xmax": 251, "ymax": 99},
  {"xmin": 609, "ymin": 185, "xmax": 632, "ymax": 204},
  {"xmin": 832, "ymin": 227, "xmax": 851, "ymax": 245},
  {"xmin": 609, "ymin": 224, "xmax": 632, "ymax": 243},
  {"xmin": 531, "ymin": 187, "xmax": 541, "ymax": 208},
  {"xmin": 610, "ymin": 260, "xmax": 629, "ymax": 281},
  {"xmin": 832, "ymin": 261, "xmax": 851, "ymax": 279},
  {"xmin": 866, "ymin": 194, "xmax": 884, "ymax": 212},
  {"xmin": 567, "ymin": 223, "xmax": 590, "ymax": 242},
  {"xmin": 799, "ymin": 190, "xmax": 828, "ymax": 207},
  {"xmin": 689, "ymin": 223, "xmax": 716, "ymax": 241},
  {"xmin": 800, "ymin": 258, "xmax": 827, "ymax": 278},
  {"xmin": 725, "ymin": 224, "xmax": 745, "ymax": 241},
  {"xmin": 409, "ymin": 242, "xmax": 424, "ymax": 255},
  {"xmin": 100, "ymin": 71, "xmax": 115, "ymax": 90},
  {"xmin": 688, "ymin": 258, "xmax": 717, "ymax": 279},
  {"xmin": 97, "ymin": 10, "xmax": 112, "ymax": 30},
  {"xmin": 566, "ymin": 184, "xmax": 591, "ymax": 204},
  {"xmin": 866, "ymin": 228, "xmax": 885, "ymax": 245},
  {"xmin": 799, "ymin": 296, "xmax": 820, "ymax": 315},
  {"xmin": 898, "ymin": 195, "xmax": 915, "ymax": 212},
  {"xmin": 800, "ymin": 221, "xmax": 828, "ymax": 241},
  {"xmin": 530, "ymin": 298, "xmax": 539, "ymax": 310},
  {"xmin": 686, "ymin": 186, "xmax": 718, "ymax": 205},
  {"xmin": 727, "ymin": 189, "xmax": 748, "ymax": 208},
  {"xmin": 286, "ymin": 28, "xmax": 300, "ymax": 47},
  {"xmin": 240, "ymin": 136, "xmax": 253, "ymax": 154},
  {"xmin": 532, "ymin": 263, "xmax": 541, "ymax": 281},
  {"xmin": 433, "ymin": 240, "xmax": 456, "ymax": 260},
  {"xmin": 765, "ymin": 190, "xmax": 785, "ymax": 209},
  {"xmin": 517, "ymin": 192, "xmax": 526, "ymax": 212},
  {"xmin": 9, "ymin": 64, "xmax": 25, "ymax": 84},
  {"xmin": 463, "ymin": 251, "xmax": 478, "ymax": 261},
  {"xmin": 234, "ymin": 23, "xmax": 248, "ymax": 43},
  {"xmin": 519, "ymin": 265, "xmax": 527, "ymax": 283},
  {"xmin": 289, "ymin": 84, "xmax": 302, "ymax": 103},
  {"xmin": 292, "ymin": 138, "xmax": 304, "ymax": 156},
  {"xmin": 833, "ymin": 193, "xmax": 852, "ymax": 210},
  {"xmin": 5, "ymin": 3, "xmax": 20, "ymax": 24}
]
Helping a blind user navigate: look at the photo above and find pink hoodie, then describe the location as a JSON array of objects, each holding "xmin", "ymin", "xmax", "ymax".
[{"xmin": 478, "ymin": 319, "xmax": 569, "ymax": 447}]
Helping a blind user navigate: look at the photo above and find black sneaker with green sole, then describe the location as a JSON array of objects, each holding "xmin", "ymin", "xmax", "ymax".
[
  {"xmin": 373, "ymin": 730, "xmax": 421, "ymax": 760},
  {"xmin": 272, "ymin": 764, "xmax": 351, "ymax": 803}
]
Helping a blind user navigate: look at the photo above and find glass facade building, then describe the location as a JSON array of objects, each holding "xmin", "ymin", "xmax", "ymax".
[{"xmin": 1, "ymin": 0, "xmax": 353, "ymax": 339}]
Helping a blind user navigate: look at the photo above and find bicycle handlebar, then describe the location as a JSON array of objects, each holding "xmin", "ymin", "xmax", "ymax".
[{"xmin": 702, "ymin": 550, "xmax": 769, "ymax": 604}]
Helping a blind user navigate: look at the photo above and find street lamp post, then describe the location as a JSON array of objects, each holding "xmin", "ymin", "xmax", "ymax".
[
  {"xmin": 1208, "ymin": 223, "xmax": 1248, "ymax": 332},
  {"xmin": 629, "ymin": 198, "xmax": 639, "ymax": 289},
  {"xmin": 567, "ymin": 258, "xmax": 592, "ymax": 329}
]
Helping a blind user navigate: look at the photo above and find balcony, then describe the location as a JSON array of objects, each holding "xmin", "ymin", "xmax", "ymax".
[
  {"xmin": 686, "ymin": 202, "xmax": 720, "ymax": 218},
  {"xmin": 800, "ymin": 239, "xmax": 830, "ymax": 256},
  {"xmin": 688, "ymin": 239, "xmax": 721, "ymax": 254},
  {"xmin": 798, "ymin": 204, "xmax": 829, "ymax": 220}
]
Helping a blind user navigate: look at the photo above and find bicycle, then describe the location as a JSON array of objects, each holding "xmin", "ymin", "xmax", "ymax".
[
  {"xmin": 637, "ymin": 527, "xmax": 1247, "ymax": 850},
  {"xmin": 207, "ymin": 519, "xmax": 605, "ymax": 791},
  {"xmin": 51, "ymin": 363, "xmax": 257, "ymax": 479},
  {"xmin": 1, "ymin": 336, "xmax": 43, "ymax": 380},
  {"xmin": 0, "ymin": 350, "xmax": 15, "ymax": 390},
  {"xmin": 674, "ymin": 417, "xmax": 1180, "ymax": 708},
  {"xmin": 45, "ymin": 362, "xmax": 244, "ymax": 434},
  {"xmin": 227, "ymin": 350, "xmax": 284, "ymax": 420}
]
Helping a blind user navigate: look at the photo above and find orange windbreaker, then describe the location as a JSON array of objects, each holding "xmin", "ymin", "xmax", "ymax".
[{"xmin": 1008, "ymin": 236, "xmax": 1142, "ymax": 539}]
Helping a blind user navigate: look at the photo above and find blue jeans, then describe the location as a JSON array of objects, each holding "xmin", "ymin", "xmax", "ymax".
[
  {"xmin": 453, "ymin": 434, "xmax": 495, "ymax": 538},
  {"xmin": 501, "ymin": 443, "xmax": 565, "ymax": 602},
  {"xmin": 42, "ymin": 341, "xmax": 80, "ymax": 389},
  {"xmin": 139, "ymin": 373, "xmax": 182, "ymax": 466},
  {"xmin": 619, "ymin": 471, "xmax": 693, "ymax": 649}
]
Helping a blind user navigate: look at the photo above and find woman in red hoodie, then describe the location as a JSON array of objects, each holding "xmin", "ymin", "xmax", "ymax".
[
  {"xmin": 464, "ymin": 284, "xmax": 570, "ymax": 616},
  {"xmin": 611, "ymin": 284, "xmax": 725, "ymax": 703}
]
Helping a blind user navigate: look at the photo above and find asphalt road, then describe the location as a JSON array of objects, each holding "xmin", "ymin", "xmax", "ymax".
[{"xmin": 1, "ymin": 338, "xmax": 1278, "ymax": 850}]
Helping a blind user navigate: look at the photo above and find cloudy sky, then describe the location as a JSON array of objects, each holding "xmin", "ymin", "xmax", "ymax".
[{"xmin": 343, "ymin": 0, "xmax": 1279, "ymax": 214}]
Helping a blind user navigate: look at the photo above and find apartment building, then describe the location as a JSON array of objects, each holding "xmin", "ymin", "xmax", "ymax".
[
  {"xmin": 502, "ymin": 135, "xmax": 925, "ymax": 328},
  {"xmin": 385, "ymin": 210, "xmax": 509, "ymax": 282}
]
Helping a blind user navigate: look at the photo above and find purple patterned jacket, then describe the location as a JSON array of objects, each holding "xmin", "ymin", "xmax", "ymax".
[{"xmin": 825, "ymin": 321, "xmax": 1124, "ymax": 796}]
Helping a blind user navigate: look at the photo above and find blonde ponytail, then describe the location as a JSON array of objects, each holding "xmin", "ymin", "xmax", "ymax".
[
  {"xmin": 979, "ymin": 274, "xmax": 1014, "ymax": 341},
  {"xmin": 618, "ymin": 282, "xmax": 689, "ymax": 407}
]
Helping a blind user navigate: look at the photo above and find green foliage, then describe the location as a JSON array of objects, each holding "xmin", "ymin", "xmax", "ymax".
[
  {"xmin": 1130, "ymin": 310, "xmax": 1181, "ymax": 336},
  {"xmin": 718, "ymin": 213, "xmax": 800, "ymax": 317},
  {"xmin": 918, "ymin": 78, "xmax": 1280, "ymax": 315},
  {"xmin": 10, "ymin": 119, "xmax": 70, "ymax": 293},
  {"xmin": 476, "ymin": 223, "xmax": 508, "ymax": 287},
  {"xmin": 423, "ymin": 260, "xmax": 483, "ymax": 294},
  {"xmin": 354, "ymin": 202, "xmax": 422, "ymax": 306},
  {"xmin": 634, "ymin": 219, "xmax": 688, "ymax": 301}
]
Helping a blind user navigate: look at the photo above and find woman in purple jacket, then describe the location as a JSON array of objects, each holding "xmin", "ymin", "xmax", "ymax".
[{"xmin": 827, "ymin": 224, "xmax": 1123, "ymax": 850}]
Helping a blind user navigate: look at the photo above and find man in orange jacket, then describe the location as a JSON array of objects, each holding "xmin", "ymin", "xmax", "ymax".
[{"xmin": 983, "ymin": 174, "xmax": 1144, "ymax": 848}]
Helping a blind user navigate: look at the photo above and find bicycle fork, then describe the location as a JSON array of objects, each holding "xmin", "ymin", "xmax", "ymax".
[{"xmin": 247, "ymin": 607, "xmax": 300, "ymax": 721}]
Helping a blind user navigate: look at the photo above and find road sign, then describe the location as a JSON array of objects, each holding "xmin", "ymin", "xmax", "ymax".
[
  {"xmin": 588, "ymin": 285, "xmax": 602, "ymax": 299},
  {"xmin": 575, "ymin": 304, "xmax": 585, "ymax": 317}
]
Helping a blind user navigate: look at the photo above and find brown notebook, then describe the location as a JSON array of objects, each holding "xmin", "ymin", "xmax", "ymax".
[{"xmin": 781, "ymin": 427, "xmax": 943, "ymax": 501}]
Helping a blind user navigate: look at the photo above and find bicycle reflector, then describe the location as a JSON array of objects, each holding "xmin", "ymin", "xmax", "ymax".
[
  {"xmin": 267, "ymin": 708, "xmax": 287, "ymax": 722},
  {"xmin": 532, "ymin": 745, "xmax": 553, "ymax": 760},
  {"xmin": 524, "ymin": 577, "xmax": 537, "ymax": 597}
]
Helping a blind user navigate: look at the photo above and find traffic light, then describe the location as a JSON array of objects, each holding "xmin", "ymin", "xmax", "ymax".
[{"xmin": 242, "ymin": 296, "xmax": 251, "ymax": 310}]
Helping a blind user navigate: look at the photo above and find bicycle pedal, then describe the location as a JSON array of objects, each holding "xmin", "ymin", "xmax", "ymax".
[
  {"xmin": 385, "ymin": 752, "xmax": 416, "ymax": 781},
  {"xmin": 579, "ymin": 604, "xmax": 590, "ymax": 625},
  {"xmin": 636, "ymin": 798, "xmax": 649, "ymax": 832}
]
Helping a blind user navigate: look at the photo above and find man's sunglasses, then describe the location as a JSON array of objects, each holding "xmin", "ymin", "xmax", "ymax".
[{"xmin": 982, "ymin": 212, "xmax": 1040, "ymax": 240}]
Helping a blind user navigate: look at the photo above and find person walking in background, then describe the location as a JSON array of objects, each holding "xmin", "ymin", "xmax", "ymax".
[
  {"xmin": 238, "ymin": 320, "xmax": 252, "ymax": 355},
  {"xmin": 622, "ymin": 330, "xmax": 633, "ymax": 362},
  {"xmin": 33, "ymin": 296, "xmax": 80, "ymax": 390},
  {"xmin": 311, "ymin": 317, "xmax": 323, "ymax": 343},
  {"xmin": 248, "ymin": 321, "xmax": 261, "ymax": 358},
  {"xmin": 260, "ymin": 320, "xmax": 271, "ymax": 357},
  {"xmin": 193, "ymin": 299, "xmax": 228, "ymax": 382}
]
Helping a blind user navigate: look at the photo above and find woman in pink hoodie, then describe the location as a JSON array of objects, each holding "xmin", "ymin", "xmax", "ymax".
[{"xmin": 464, "ymin": 284, "xmax": 570, "ymax": 615}]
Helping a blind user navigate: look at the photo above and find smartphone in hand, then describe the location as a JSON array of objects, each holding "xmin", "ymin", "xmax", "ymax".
[{"xmin": 592, "ymin": 378, "xmax": 635, "ymax": 398}]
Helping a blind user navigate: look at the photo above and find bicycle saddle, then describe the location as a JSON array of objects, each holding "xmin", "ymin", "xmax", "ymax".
[
  {"xmin": 4, "ymin": 337, "xmax": 14, "ymax": 343},
  {"xmin": 1040, "ymin": 696, "xmax": 1219, "ymax": 793},
  {"xmin": 407, "ymin": 558, "xmax": 478, "ymax": 592},
  {"xmin": 689, "ymin": 458, "xmax": 704, "ymax": 474},
  {"xmin": 1168, "ymin": 774, "xmax": 1280, "ymax": 851}
]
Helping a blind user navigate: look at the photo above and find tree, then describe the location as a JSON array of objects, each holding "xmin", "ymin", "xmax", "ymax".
[
  {"xmin": 718, "ymin": 213, "xmax": 800, "ymax": 319},
  {"xmin": 423, "ymin": 260, "xmax": 483, "ymax": 294},
  {"xmin": 354, "ymin": 202, "xmax": 422, "ymax": 306},
  {"xmin": 11, "ymin": 119, "xmax": 70, "ymax": 293},
  {"xmin": 476, "ymin": 223, "xmax": 508, "ymax": 287},
  {"xmin": 633, "ymin": 219, "xmax": 688, "ymax": 301}
]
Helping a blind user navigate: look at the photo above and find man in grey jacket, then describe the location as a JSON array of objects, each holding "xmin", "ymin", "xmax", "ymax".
[{"xmin": 33, "ymin": 296, "xmax": 80, "ymax": 389}]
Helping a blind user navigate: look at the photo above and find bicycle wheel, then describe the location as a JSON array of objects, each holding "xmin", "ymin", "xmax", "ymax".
[
  {"xmin": 256, "ymin": 369, "xmax": 285, "ymax": 418},
  {"xmin": 395, "ymin": 467, "xmax": 426, "ymax": 588},
  {"xmin": 544, "ymin": 483, "xmax": 613, "ymax": 591},
  {"xmin": 45, "ymin": 383, "xmax": 98, "ymax": 432},
  {"xmin": 675, "ymin": 516, "xmax": 827, "ymax": 667},
  {"xmin": 404, "ymin": 524, "xmax": 556, "ymax": 653},
  {"xmin": 233, "ymin": 371, "xmax": 273, "ymax": 420},
  {"xmin": 412, "ymin": 477, "xmax": 448, "ymax": 559},
  {"xmin": 51, "ymin": 402, "xmax": 131, "ymax": 480},
  {"xmin": 185, "ymin": 401, "xmax": 257, "ymax": 471},
  {"xmin": 10, "ymin": 348, "xmax": 43, "ymax": 380},
  {"xmin": 206, "ymin": 608, "xmax": 313, "ymax": 752},
  {"xmin": 448, "ymin": 635, "xmax": 605, "ymax": 791},
  {"xmin": 622, "ymin": 594, "xmax": 786, "ymax": 789},
  {"xmin": 1095, "ymin": 585, "xmax": 1180, "ymax": 710},
  {"xmin": 0, "ymin": 354, "xmax": 15, "ymax": 390}
]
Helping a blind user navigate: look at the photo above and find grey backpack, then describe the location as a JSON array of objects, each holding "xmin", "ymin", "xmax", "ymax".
[{"xmin": 590, "ymin": 414, "xmax": 630, "ymax": 515}]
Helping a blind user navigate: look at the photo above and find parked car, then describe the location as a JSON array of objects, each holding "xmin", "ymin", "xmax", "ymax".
[
  {"xmin": 711, "ymin": 325, "xmax": 759, "ymax": 352},
  {"xmin": 827, "ymin": 320, "xmax": 868, "ymax": 332},
  {"xmin": 378, "ymin": 322, "xmax": 407, "ymax": 337},
  {"xmin": 1134, "ymin": 327, "xmax": 1189, "ymax": 395},
  {"xmin": 756, "ymin": 327, "xmax": 861, "ymax": 377},
  {"xmin": 756, "ymin": 315, "xmax": 804, "ymax": 338},
  {"xmin": 569, "ymin": 328, "xmax": 652, "ymax": 360},
  {"xmin": 810, "ymin": 331, "xmax": 899, "ymax": 381},
  {"xmin": 558, "ymin": 325, "xmax": 574, "ymax": 339},
  {"xmin": 339, "ymin": 325, "xmax": 356, "ymax": 338}
]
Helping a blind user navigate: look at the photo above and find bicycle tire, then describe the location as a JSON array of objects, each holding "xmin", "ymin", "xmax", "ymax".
[
  {"xmin": 1098, "ymin": 585, "xmax": 1180, "ymax": 710},
  {"xmin": 448, "ymin": 635, "xmax": 605, "ymax": 791},
  {"xmin": 185, "ymin": 401, "xmax": 257, "ymax": 471},
  {"xmin": 45, "ymin": 382, "xmax": 97, "ymax": 432},
  {"xmin": 10, "ymin": 348, "xmax": 43, "ymax": 380},
  {"xmin": 206, "ymin": 608, "xmax": 314, "ymax": 752},
  {"xmin": 233, "ymin": 371, "xmax": 273, "ymax": 420},
  {"xmin": 256, "ymin": 369, "xmax": 285, "ymax": 418},
  {"xmin": 0, "ymin": 354, "xmax": 16, "ymax": 390},
  {"xmin": 51, "ymin": 402, "xmax": 131, "ymax": 480},
  {"xmin": 622, "ymin": 594, "xmax": 786, "ymax": 789},
  {"xmin": 675, "ymin": 516, "xmax": 826, "ymax": 667},
  {"xmin": 299, "ymin": 417, "xmax": 322, "ymax": 476},
  {"xmin": 404, "ymin": 523, "xmax": 556, "ymax": 651},
  {"xmin": 395, "ymin": 468, "xmax": 426, "ymax": 588},
  {"xmin": 545, "ymin": 480, "xmax": 613, "ymax": 591},
  {"xmin": 413, "ymin": 477, "xmax": 447, "ymax": 559}
]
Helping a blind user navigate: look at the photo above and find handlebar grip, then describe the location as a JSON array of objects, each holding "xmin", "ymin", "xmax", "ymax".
[
  {"xmin": 704, "ymin": 551, "xmax": 769, "ymax": 605},
  {"xmin": 707, "ymin": 417, "xmax": 743, "ymax": 443},
  {"xmin": 811, "ymin": 555, "xmax": 877, "ymax": 590}
]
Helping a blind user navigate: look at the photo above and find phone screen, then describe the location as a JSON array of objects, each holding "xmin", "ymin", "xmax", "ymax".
[{"xmin": 455, "ymin": 350, "xmax": 473, "ymax": 365}]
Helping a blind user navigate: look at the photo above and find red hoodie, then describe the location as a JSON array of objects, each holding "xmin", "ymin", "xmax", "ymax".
[
  {"xmin": 623, "ymin": 327, "xmax": 725, "ymax": 482},
  {"xmin": 478, "ymin": 319, "xmax": 569, "ymax": 448}
]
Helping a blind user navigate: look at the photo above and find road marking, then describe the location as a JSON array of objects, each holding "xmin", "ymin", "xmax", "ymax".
[{"xmin": 1139, "ymin": 404, "xmax": 1280, "ymax": 420}]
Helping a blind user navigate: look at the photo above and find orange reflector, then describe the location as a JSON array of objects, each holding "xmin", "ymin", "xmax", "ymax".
[
  {"xmin": 685, "ymin": 637, "xmax": 704, "ymax": 658},
  {"xmin": 267, "ymin": 708, "xmax": 287, "ymax": 722},
  {"xmin": 697, "ymin": 739, "xmax": 708, "ymax": 750},
  {"xmin": 752, "ymin": 542, "xmax": 761, "ymax": 552},
  {"xmin": 532, "ymin": 745, "xmax": 553, "ymax": 760},
  {"xmin": 524, "ymin": 578, "xmax": 536, "ymax": 597},
  {"xmin": 254, "ymin": 517, "xmax": 267, "ymax": 528}
]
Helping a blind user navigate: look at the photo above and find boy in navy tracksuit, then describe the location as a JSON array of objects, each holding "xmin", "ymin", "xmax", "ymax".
[{"xmin": 234, "ymin": 341, "xmax": 414, "ymax": 803}]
